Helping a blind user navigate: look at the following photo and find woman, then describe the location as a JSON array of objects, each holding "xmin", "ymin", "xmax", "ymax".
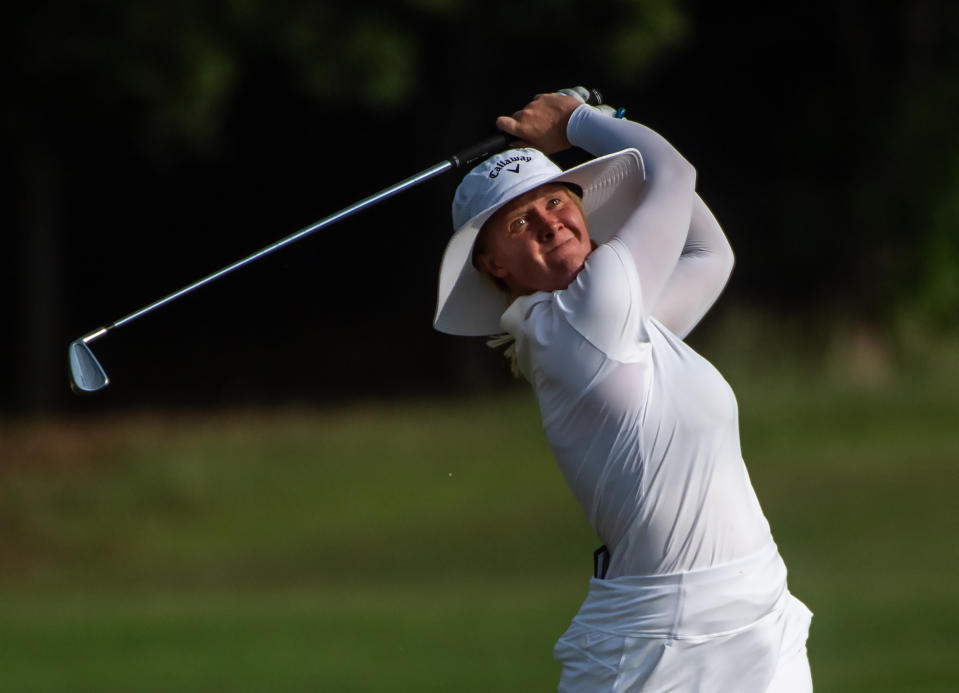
[{"xmin": 434, "ymin": 91, "xmax": 813, "ymax": 692}]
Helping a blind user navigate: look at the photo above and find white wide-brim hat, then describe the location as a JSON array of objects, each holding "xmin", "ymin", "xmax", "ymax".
[{"xmin": 433, "ymin": 146, "xmax": 645, "ymax": 336}]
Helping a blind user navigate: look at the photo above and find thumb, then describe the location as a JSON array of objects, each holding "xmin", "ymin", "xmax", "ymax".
[
  {"xmin": 494, "ymin": 115, "xmax": 529, "ymax": 149},
  {"xmin": 496, "ymin": 114, "xmax": 521, "ymax": 137}
]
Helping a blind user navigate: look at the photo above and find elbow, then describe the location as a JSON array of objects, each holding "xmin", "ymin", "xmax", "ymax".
[
  {"xmin": 705, "ymin": 247, "xmax": 735, "ymax": 300},
  {"xmin": 707, "ymin": 235, "xmax": 735, "ymax": 291},
  {"xmin": 721, "ymin": 238, "xmax": 735, "ymax": 284}
]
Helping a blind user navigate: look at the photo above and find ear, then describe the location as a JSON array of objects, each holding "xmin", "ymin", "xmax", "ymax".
[{"xmin": 476, "ymin": 252, "xmax": 509, "ymax": 279}]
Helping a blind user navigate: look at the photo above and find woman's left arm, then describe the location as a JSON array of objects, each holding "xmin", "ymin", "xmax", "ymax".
[{"xmin": 651, "ymin": 195, "xmax": 734, "ymax": 338}]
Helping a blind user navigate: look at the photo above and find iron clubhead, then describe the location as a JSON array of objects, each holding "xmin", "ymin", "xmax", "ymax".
[{"xmin": 69, "ymin": 339, "xmax": 110, "ymax": 393}]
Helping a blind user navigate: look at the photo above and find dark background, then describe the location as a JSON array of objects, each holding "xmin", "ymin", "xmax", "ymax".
[{"xmin": 4, "ymin": 0, "xmax": 958, "ymax": 415}]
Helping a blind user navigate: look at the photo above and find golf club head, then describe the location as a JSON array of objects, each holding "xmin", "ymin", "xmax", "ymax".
[{"xmin": 69, "ymin": 339, "xmax": 110, "ymax": 393}]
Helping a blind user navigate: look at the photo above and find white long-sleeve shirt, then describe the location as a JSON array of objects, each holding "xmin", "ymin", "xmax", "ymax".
[{"xmin": 501, "ymin": 106, "xmax": 772, "ymax": 578}]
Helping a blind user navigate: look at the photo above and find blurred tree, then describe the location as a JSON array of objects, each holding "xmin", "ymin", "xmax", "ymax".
[
  {"xmin": 10, "ymin": 0, "xmax": 959, "ymax": 412},
  {"xmin": 7, "ymin": 0, "xmax": 689, "ymax": 151},
  {"xmin": 886, "ymin": 0, "xmax": 959, "ymax": 329},
  {"xmin": 665, "ymin": 0, "xmax": 959, "ymax": 341},
  {"xmin": 806, "ymin": 0, "xmax": 959, "ymax": 331},
  {"xmin": 4, "ymin": 0, "xmax": 689, "ymax": 412}
]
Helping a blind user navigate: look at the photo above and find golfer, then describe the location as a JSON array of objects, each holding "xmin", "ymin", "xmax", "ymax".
[{"xmin": 434, "ymin": 91, "xmax": 813, "ymax": 692}]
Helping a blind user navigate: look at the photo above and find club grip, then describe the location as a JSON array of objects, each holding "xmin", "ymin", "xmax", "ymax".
[
  {"xmin": 449, "ymin": 132, "xmax": 513, "ymax": 170},
  {"xmin": 449, "ymin": 87, "xmax": 604, "ymax": 170}
]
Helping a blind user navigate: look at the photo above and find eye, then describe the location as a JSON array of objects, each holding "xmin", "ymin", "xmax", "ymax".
[
  {"xmin": 508, "ymin": 216, "xmax": 528, "ymax": 233},
  {"xmin": 547, "ymin": 197, "xmax": 563, "ymax": 207}
]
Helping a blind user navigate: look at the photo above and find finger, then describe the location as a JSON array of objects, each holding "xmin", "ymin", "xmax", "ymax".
[
  {"xmin": 502, "ymin": 105, "xmax": 536, "ymax": 131},
  {"xmin": 495, "ymin": 114, "xmax": 521, "ymax": 136},
  {"xmin": 493, "ymin": 116, "xmax": 528, "ymax": 149}
]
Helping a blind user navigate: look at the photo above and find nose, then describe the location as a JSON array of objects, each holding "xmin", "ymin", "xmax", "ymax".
[{"xmin": 530, "ymin": 208, "xmax": 562, "ymax": 242}]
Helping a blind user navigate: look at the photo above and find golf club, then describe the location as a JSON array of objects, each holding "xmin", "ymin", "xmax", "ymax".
[{"xmin": 68, "ymin": 87, "xmax": 607, "ymax": 393}]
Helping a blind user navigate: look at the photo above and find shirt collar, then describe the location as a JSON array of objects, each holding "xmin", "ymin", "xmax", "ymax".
[{"xmin": 499, "ymin": 291, "xmax": 552, "ymax": 337}]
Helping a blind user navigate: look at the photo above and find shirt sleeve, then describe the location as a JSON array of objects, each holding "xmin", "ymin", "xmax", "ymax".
[
  {"xmin": 554, "ymin": 239, "xmax": 650, "ymax": 363},
  {"xmin": 651, "ymin": 195, "xmax": 735, "ymax": 338},
  {"xmin": 567, "ymin": 106, "xmax": 698, "ymax": 318}
]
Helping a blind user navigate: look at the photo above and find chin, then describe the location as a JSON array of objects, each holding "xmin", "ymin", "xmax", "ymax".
[{"xmin": 549, "ymin": 266, "xmax": 585, "ymax": 292}]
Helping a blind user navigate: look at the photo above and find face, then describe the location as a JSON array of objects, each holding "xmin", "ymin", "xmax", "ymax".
[{"xmin": 475, "ymin": 184, "xmax": 591, "ymax": 297}]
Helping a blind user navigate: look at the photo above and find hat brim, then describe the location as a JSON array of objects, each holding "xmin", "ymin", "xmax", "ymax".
[{"xmin": 433, "ymin": 147, "xmax": 645, "ymax": 336}]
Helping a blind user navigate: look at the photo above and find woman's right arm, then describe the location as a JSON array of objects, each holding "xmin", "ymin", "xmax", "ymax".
[{"xmin": 566, "ymin": 105, "xmax": 698, "ymax": 314}]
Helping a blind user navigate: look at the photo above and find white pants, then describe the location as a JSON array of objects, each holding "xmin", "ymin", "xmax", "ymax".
[{"xmin": 553, "ymin": 543, "xmax": 813, "ymax": 692}]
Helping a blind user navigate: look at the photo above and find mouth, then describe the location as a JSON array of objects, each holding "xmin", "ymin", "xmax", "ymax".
[{"xmin": 545, "ymin": 236, "xmax": 575, "ymax": 255}]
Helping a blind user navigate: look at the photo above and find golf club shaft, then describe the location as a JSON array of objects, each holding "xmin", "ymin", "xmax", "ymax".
[
  {"xmin": 70, "ymin": 86, "xmax": 608, "ymax": 395},
  {"xmin": 80, "ymin": 132, "xmax": 537, "ymax": 346},
  {"xmin": 68, "ymin": 131, "xmax": 514, "ymax": 392},
  {"xmin": 79, "ymin": 89, "xmax": 605, "ymax": 345},
  {"xmin": 100, "ymin": 160, "xmax": 454, "ymax": 339}
]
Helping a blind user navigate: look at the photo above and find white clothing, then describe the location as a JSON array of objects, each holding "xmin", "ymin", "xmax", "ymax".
[
  {"xmin": 553, "ymin": 549, "xmax": 813, "ymax": 692},
  {"xmin": 502, "ymin": 240, "xmax": 770, "ymax": 576},
  {"xmin": 498, "ymin": 106, "xmax": 811, "ymax": 689}
]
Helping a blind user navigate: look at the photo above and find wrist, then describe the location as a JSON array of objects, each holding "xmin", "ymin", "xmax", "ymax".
[{"xmin": 565, "ymin": 103, "xmax": 593, "ymax": 149}]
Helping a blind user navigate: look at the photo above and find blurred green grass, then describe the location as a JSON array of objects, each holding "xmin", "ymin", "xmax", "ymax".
[{"xmin": 2, "ymin": 340, "xmax": 958, "ymax": 691}]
